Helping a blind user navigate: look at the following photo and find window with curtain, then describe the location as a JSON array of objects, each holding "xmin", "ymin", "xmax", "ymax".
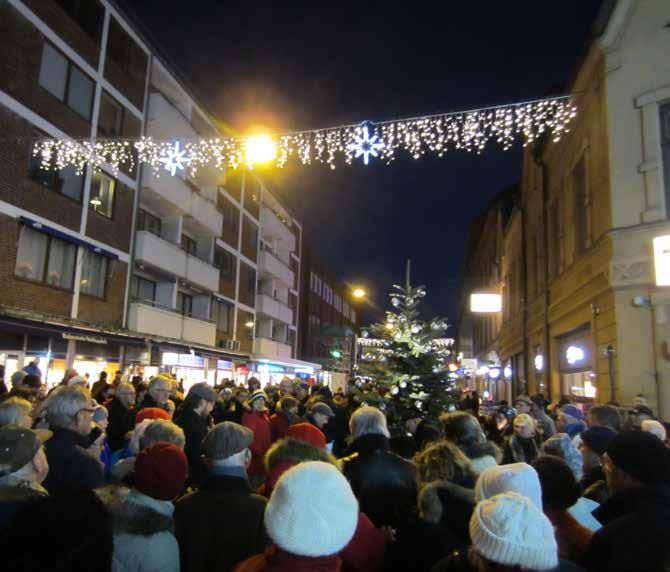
[
  {"xmin": 130, "ymin": 275, "xmax": 156, "ymax": 303},
  {"xmin": 214, "ymin": 247, "xmax": 234, "ymax": 278},
  {"xmin": 89, "ymin": 173, "xmax": 115, "ymax": 218},
  {"xmin": 211, "ymin": 299, "xmax": 232, "ymax": 332},
  {"xmin": 177, "ymin": 292, "xmax": 193, "ymax": 316},
  {"xmin": 137, "ymin": 209, "xmax": 162, "ymax": 237},
  {"xmin": 46, "ymin": 239, "xmax": 76, "ymax": 289},
  {"xmin": 80, "ymin": 249, "xmax": 107, "ymax": 298},
  {"xmin": 15, "ymin": 226, "xmax": 76, "ymax": 289}
]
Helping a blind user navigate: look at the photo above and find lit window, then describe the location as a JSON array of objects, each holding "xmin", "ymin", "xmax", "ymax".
[
  {"xmin": 15, "ymin": 226, "xmax": 75, "ymax": 289},
  {"xmin": 89, "ymin": 173, "xmax": 115, "ymax": 218},
  {"xmin": 80, "ymin": 249, "xmax": 107, "ymax": 298}
]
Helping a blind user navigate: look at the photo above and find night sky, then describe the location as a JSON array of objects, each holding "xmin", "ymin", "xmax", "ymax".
[{"xmin": 118, "ymin": 0, "xmax": 603, "ymax": 326}]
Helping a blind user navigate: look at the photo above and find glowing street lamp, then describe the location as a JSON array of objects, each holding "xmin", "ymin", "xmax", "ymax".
[
  {"xmin": 246, "ymin": 134, "xmax": 277, "ymax": 166},
  {"xmin": 245, "ymin": 321, "xmax": 255, "ymax": 328},
  {"xmin": 352, "ymin": 288, "xmax": 366, "ymax": 299},
  {"xmin": 470, "ymin": 293, "xmax": 502, "ymax": 313}
]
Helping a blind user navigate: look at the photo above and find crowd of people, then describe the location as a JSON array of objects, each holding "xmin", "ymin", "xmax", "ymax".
[{"xmin": 0, "ymin": 366, "xmax": 669, "ymax": 572}]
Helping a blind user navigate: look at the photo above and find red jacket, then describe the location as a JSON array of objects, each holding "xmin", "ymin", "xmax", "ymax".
[
  {"xmin": 242, "ymin": 409, "xmax": 272, "ymax": 476},
  {"xmin": 269, "ymin": 412, "xmax": 291, "ymax": 443},
  {"xmin": 235, "ymin": 545, "xmax": 342, "ymax": 572}
]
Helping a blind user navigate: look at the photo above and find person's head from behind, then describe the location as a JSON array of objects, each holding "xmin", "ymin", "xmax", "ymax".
[
  {"xmin": 310, "ymin": 402, "xmax": 335, "ymax": 429},
  {"xmin": 236, "ymin": 387, "xmax": 250, "ymax": 404},
  {"xmin": 603, "ymin": 430, "xmax": 670, "ymax": 496},
  {"xmin": 349, "ymin": 406, "xmax": 390, "ymax": 441},
  {"xmin": 44, "ymin": 386, "xmax": 95, "ymax": 436},
  {"xmin": 0, "ymin": 425, "xmax": 51, "ymax": 484},
  {"xmin": 513, "ymin": 395, "xmax": 533, "ymax": 415},
  {"xmin": 513, "ymin": 413, "xmax": 536, "ymax": 439},
  {"xmin": 134, "ymin": 442, "xmax": 188, "ymax": 501},
  {"xmin": 92, "ymin": 405, "xmax": 108, "ymax": 432},
  {"xmin": 279, "ymin": 396, "xmax": 299, "ymax": 417},
  {"xmin": 138, "ymin": 419, "xmax": 185, "ymax": 451},
  {"xmin": 98, "ymin": 371, "xmax": 108, "ymax": 383},
  {"xmin": 1, "ymin": 489, "xmax": 113, "ymax": 572},
  {"xmin": 541, "ymin": 433, "xmax": 583, "ymax": 481},
  {"xmin": 115, "ymin": 382, "xmax": 136, "ymax": 409},
  {"xmin": 264, "ymin": 461, "xmax": 359, "ymax": 558},
  {"xmin": 469, "ymin": 492, "xmax": 558, "ymax": 572},
  {"xmin": 185, "ymin": 383, "xmax": 218, "ymax": 417},
  {"xmin": 631, "ymin": 405, "xmax": 655, "ymax": 428},
  {"xmin": 579, "ymin": 426, "xmax": 616, "ymax": 474},
  {"xmin": 532, "ymin": 455, "xmax": 581, "ymax": 512},
  {"xmin": 247, "ymin": 376, "xmax": 261, "ymax": 392},
  {"xmin": 279, "ymin": 377, "xmax": 293, "ymax": 395},
  {"xmin": 0, "ymin": 397, "xmax": 33, "ymax": 428},
  {"xmin": 10, "ymin": 370, "xmax": 27, "ymax": 391},
  {"xmin": 588, "ymin": 404, "xmax": 621, "ymax": 432},
  {"xmin": 440, "ymin": 411, "xmax": 487, "ymax": 455},
  {"xmin": 415, "ymin": 440, "xmax": 476, "ymax": 485},
  {"xmin": 202, "ymin": 422, "xmax": 253, "ymax": 470},
  {"xmin": 475, "ymin": 462, "xmax": 543, "ymax": 509},
  {"xmin": 147, "ymin": 376, "xmax": 171, "ymax": 406}
]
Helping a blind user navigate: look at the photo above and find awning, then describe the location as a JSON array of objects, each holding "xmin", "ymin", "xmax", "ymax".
[
  {"xmin": 20, "ymin": 217, "xmax": 119, "ymax": 260},
  {"xmin": 152, "ymin": 339, "xmax": 249, "ymax": 362}
]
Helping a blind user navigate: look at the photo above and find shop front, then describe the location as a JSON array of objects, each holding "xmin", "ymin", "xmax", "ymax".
[
  {"xmin": 557, "ymin": 326, "xmax": 597, "ymax": 403},
  {"xmin": 246, "ymin": 357, "xmax": 320, "ymax": 388}
]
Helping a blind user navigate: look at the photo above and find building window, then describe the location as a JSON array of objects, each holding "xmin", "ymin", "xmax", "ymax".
[
  {"xmin": 28, "ymin": 138, "xmax": 84, "ymax": 202},
  {"xmin": 181, "ymin": 234, "xmax": 197, "ymax": 256},
  {"xmin": 248, "ymin": 268, "xmax": 256, "ymax": 295},
  {"xmin": 214, "ymin": 247, "xmax": 234, "ymax": 279},
  {"xmin": 80, "ymin": 249, "xmax": 107, "ymax": 298},
  {"xmin": 89, "ymin": 173, "xmax": 115, "ymax": 218},
  {"xmin": 221, "ymin": 199, "xmax": 238, "ymax": 232},
  {"xmin": 661, "ymin": 103, "xmax": 670, "ymax": 217},
  {"xmin": 177, "ymin": 292, "xmax": 193, "ymax": 317},
  {"xmin": 15, "ymin": 226, "xmax": 75, "ymax": 289},
  {"xmin": 137, "ymin": 209, "xmax": 161, "ymax": 237},
  {"xmin": 130, "ymin": 275, "xmax": 156, "ymax": 303},
  {"xmin": 573, "ymin": 156, "xmax": 589, "ymax": 256},
  {"xmin": 54, "ymin": 0, "xmax": 104, "ymax": 41},
  {"xmin": 98, "ymin": 91, "xmax": 123, "ymax": 137},
  {"xmin": 211, "ymin": 299, "xmax": 232, "ymax": 332},
  {"xmin": 38, "ymin": 43, "xmax": 94, "ymax": 120}
]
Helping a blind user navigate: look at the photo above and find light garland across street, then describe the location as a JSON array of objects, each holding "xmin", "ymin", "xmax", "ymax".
[{"xmin": 31, "ymin": 94, "xmax": 577, "ymax": 177}]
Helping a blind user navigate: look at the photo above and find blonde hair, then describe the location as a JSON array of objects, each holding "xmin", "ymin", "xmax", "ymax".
[
  {"xmin": 513, "ymin": 413, "xmax": 535, "ymax": 429},
  {"xmin": 415, "ymin": 441, "xmax": 476, "ymax": 484}
]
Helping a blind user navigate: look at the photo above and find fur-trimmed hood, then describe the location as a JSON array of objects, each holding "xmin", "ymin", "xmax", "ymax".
[
  {"xmin": 419, "ymin": 480, "xmax": 475, "ymax": 525},
  {"xmin": 264, "ymin": 437, "xmax": 336, "ymax": 472},
  {"xmin": 96, "ymin": 485, "xmax": 174, "ymax": 536},
  {"xmin": 459, "ymin": 440, "xmax": 502, "ymax": 463}
]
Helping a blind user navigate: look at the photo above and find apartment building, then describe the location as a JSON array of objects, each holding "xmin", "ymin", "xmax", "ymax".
[{"xmin": 459, "ymin": 0, "xmax": 670, "ymax": 416}]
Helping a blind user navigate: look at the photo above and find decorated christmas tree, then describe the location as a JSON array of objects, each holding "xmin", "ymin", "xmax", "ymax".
[{"xmin": 356, "ymin": 261, "xmax": 458, "ymax": 429}]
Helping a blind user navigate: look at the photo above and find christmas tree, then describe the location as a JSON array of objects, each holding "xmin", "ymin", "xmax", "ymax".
[{"xmin": 356, "ymin": 261, "xmax": 458, "ymax": 429}]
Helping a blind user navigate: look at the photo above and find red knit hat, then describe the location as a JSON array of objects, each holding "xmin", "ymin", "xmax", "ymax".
[
  {"xmin": 286, "ymin": 423, "xmax": 326, "ymax": 449},
  {"xmin": 135, "ymin": 407, "xmax": 170, "ymax": 425},
  {"xmin": 134, "ymin": 442, "xmax": 188, "ymax": 500}
]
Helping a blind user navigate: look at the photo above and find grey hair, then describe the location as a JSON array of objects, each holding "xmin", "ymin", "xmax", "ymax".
[
  {"xmin": 139, "ymin": 419, "xmax": 185, "ymax": 450},
  {"xmin": 116, "ymin": 382, "xmax": 135, "ymax": 394},
  {"xmin": 44, "ymin": 386, "xmax": 91, "ymax": 430},
  {"xmin": 10, "ymin": 370, "xmax": 27, "ymax": 388},
  {"xmin": 148, "ymin": 376, "xmax": 170, "ymax": 394},
  {"xmin": 0, "ymin": 397, "xmax": 32, "ymax": 427},
  {"xmin": 350, "ymin": 406, "xmax": 391, "ymax": 440}
]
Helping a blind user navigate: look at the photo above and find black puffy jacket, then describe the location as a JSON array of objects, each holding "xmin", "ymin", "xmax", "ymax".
[{"xmin": 340, "ymin": 433, "xmax": 418, "ymax": 528}]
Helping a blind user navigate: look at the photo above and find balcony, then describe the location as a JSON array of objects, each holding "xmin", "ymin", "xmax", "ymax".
[
  {"xmin": 146, "ymin": 92, "xmax": 198, "ymax": 141},
  {"xmin": 128, "ymin": 302, "xmax": 216, "ymax": 346},
  {"xmin": 258, "ymin": 250, "xmax": 294, "ymax": 287},
  {"xmin": 257, "ymin": 293, "xmax": 293, "ymax": 324},
  {"xmin": 135, "ymin": 231, "xmax": 219, "ymax": 292},
  {"xmin": 253, "ymin": 337, "xmax": 292, "ymax": 360},
  {"xmin": 260, "ymin": 206, "xmax": 295, "ymax": 250}
]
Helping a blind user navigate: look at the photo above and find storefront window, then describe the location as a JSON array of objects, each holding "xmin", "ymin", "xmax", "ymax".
[{"xmin": 558, "ymin": 327, "xmax": 596, "ymax": 402}]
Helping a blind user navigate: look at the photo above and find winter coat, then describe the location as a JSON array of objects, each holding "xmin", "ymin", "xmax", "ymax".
[
  {"xmin": 340, "ymin": 433, "xmax": 418, "ymax": 529},
  {"xmin": 98, "ymin": 486, "xmax": 179, "ymax": 572},
  {"xmin": 581, "ymin": 466, "xmax": 609, "ymax": 505},
  {"xmin": 431, "ymin": 550, "xmax": 586, "ymax": 572},
  {"xmin": 340, "ymin": 512, "xmax": 385, "ymax": 572},
  {"xmin": 535, "ymin": 410, "xmax": 557, "ymax": 440},
  {"xmin": 107, "ymin": 398, "xmax": 136, "ymax": 453},
  {"xmin": 242, "ymin": 410, "xmax": 272, "ymax": 477},
  {"xmin": 419, "ymin": 479, "xmax": 476, "ymax": 546},
  {"xmin": 234, "ymin": 545, "xmax": 342, "ymax": 572},
  {"xmin": 563, "ymin": 420, "xmax": 588, "ymax": 439},
  {"xmin": 175, "ymin": 408, "xmax": 210, "ymax": 486},
  {"xmin": 545, "ymin": 509, "xmax": 593, "ymax": 563},
  {"xmin": 583, "ymin": 484, "xmax": 670, "ymax": 572},
  {"xmin": 137, "ymin": 393, "xmax": 168, "ymax": 412},
  {"xmin": 43, "ymin": 428, "xmax": 104, "ymax": 494},
  {"xmin": 0, "ymin": 478, "xmax": 48, "ymax": 529},
  {"xmin": 174, "ymin": 472, "xmax": 268, "ymax": 572},
  {"xmin": 502, "ymin": 434, "xmax": 539, "ymax": 465},
  {"xmin": 269, "ymin": 411, "xmax": 292, "ymax": 442},
  {"xmin": 455, "ymin": 440, "xmax": 501, "ymax": 475}
]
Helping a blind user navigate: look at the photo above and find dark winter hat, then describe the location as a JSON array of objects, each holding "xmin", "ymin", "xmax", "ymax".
[
  {"xmin": 561, "ymin": 404, "xmax": 584, "ymax": 421},
  {"xmin": 0, "ymin": 425, "xmax": 52, "ymax": 476},
  {"xmin": 135, "ymin": 442, "xmax": 188, "ymax": 500},
  {"xmin": 514, "ymin": 395, "xmax": 533, "ymax": 408},
  {"xmin": 310, "ymin": 402, "xmax": 335, "ymax": 417},
  {"xmin": 202, "ymin": 422, "xmax": 253, "ymax": 460},
  {"xmin": 631, "ymin": 405, "xmax": 654, "ymax": 418},
  {"xmin": 606, "ymin": 430, "xmax": 670, "ymax": 485},
  {"xmin": 187, "ymin": 382, "xmax": 218, "ymax": 403},
  {"xmin": 581, "ymin": 427, "xmax": 617, "ymax": 456}
]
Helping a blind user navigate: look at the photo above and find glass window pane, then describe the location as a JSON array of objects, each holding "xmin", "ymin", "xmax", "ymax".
[
  {"xmin": 66, "ymin": 66, "xmax": 94, "ymax": 120},
  {"xmin": 90, "ymin": 173, "xmax": 115, "ymax": 218},
  {"xmin": 38, "ymin": 43, "xmax": 68, "ymax": 101},
  {"xmin": 98, "ymin": 92, "xmax": 123, "ymax": 137},
  {"xmin": 15, "ymin": 227, "xmax": 47, "ymax": 281},
  {"xmin": 46, "ymin": 239, "xmax": 75, "ymax": 289},
  {"xmin": 60, "ymin": 166, "xmax": 83, "ymax": 201},
  {"xmin": 80, "ymin": 250, "xmax": 106, "ymax": 297}
]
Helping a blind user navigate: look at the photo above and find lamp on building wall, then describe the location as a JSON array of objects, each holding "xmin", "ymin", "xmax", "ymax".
[
  {"xmin": 653, "ymin": 235, "xmax": 670, "ymax": 286},
  {"xmin": 245, "ymin": 321, "xmax": 255, "ymax": 328},
  {"xmin": 352, "ymin": 288, "xmax": 366, "ymax": 299},
  {"xmin": 246, "ymin": 134, "xmax": 277, "ymax": 165},
  {"xmin": 534, "ymin": 354, "xmax": 544, "ymax": 371},
  {"xmin": 470, "ymin": 293, "xmax": 502, "ymax": 313}
]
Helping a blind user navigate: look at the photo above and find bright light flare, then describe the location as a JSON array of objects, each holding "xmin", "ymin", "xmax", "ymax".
[
  {"xmin": 246, "ymin": 135, "xmax": 277, "ymax": 166},
  {"xmin": 352, "ymin": 288, "xmax": 366, "ymax": 299},
  {"xmin": 470, "ymin": 293, "xmax": 502, "ymax": 313}
]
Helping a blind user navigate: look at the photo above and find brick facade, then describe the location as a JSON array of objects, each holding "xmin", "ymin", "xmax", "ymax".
[
  {"xmin": 77, "ymin": 260, "xmax": 128, "ymax": 328},
  {"xmin": 85, "ymin": 180, "xmax": 135, "ymax": 253}
]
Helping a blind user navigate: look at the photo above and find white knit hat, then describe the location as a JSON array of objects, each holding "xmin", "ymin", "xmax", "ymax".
[
  {"xmin": 470, "ymin": 492, "xmax": 558, "ymax": 571},
  {"xmin": 641, "ymin": 419, "xmax": 667, "ymax": 442},
  {"xmin": 264, "ymin": 461, "xmax": 359, "ymax": 557},
  {"xmin": 475, "ymin": 462, "xmax": 543, "ymax": 509}
]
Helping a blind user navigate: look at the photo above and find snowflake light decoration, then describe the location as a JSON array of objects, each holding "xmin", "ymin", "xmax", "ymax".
[
  {"xmin": 347, "ymin": 124, "xmax": 384, "ymax": 165},
  {"xmin": 159, "ymin": 141, "xmax": 191, "ymax": 176}
]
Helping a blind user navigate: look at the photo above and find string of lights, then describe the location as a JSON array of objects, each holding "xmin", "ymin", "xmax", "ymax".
[{"xmin": 31, "ymin": 94, "xmax": 577, "ymax": 177}]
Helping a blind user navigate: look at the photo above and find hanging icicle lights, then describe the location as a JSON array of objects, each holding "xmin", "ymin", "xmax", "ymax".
[{"xmin": 32, "ymin": 94, "xmax": 577, "ymax": 176}]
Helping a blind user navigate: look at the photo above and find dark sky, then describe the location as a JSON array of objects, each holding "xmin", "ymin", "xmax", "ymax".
[{"xmin": 118, "ymin": 0, "xmax": 603, "ymax": 325}]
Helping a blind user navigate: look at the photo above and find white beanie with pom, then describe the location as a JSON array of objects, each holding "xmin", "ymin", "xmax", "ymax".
[
  {"xmin": 475, "ymin": 462, "xmax": 543, "ymax": 509},
  {"xmin": 470, "ymin": 492, "xmax": 558, "ymax": 571},
  {"xmin": 264, "ymin": 461, "xmax": 359, "ymax": 557}
]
